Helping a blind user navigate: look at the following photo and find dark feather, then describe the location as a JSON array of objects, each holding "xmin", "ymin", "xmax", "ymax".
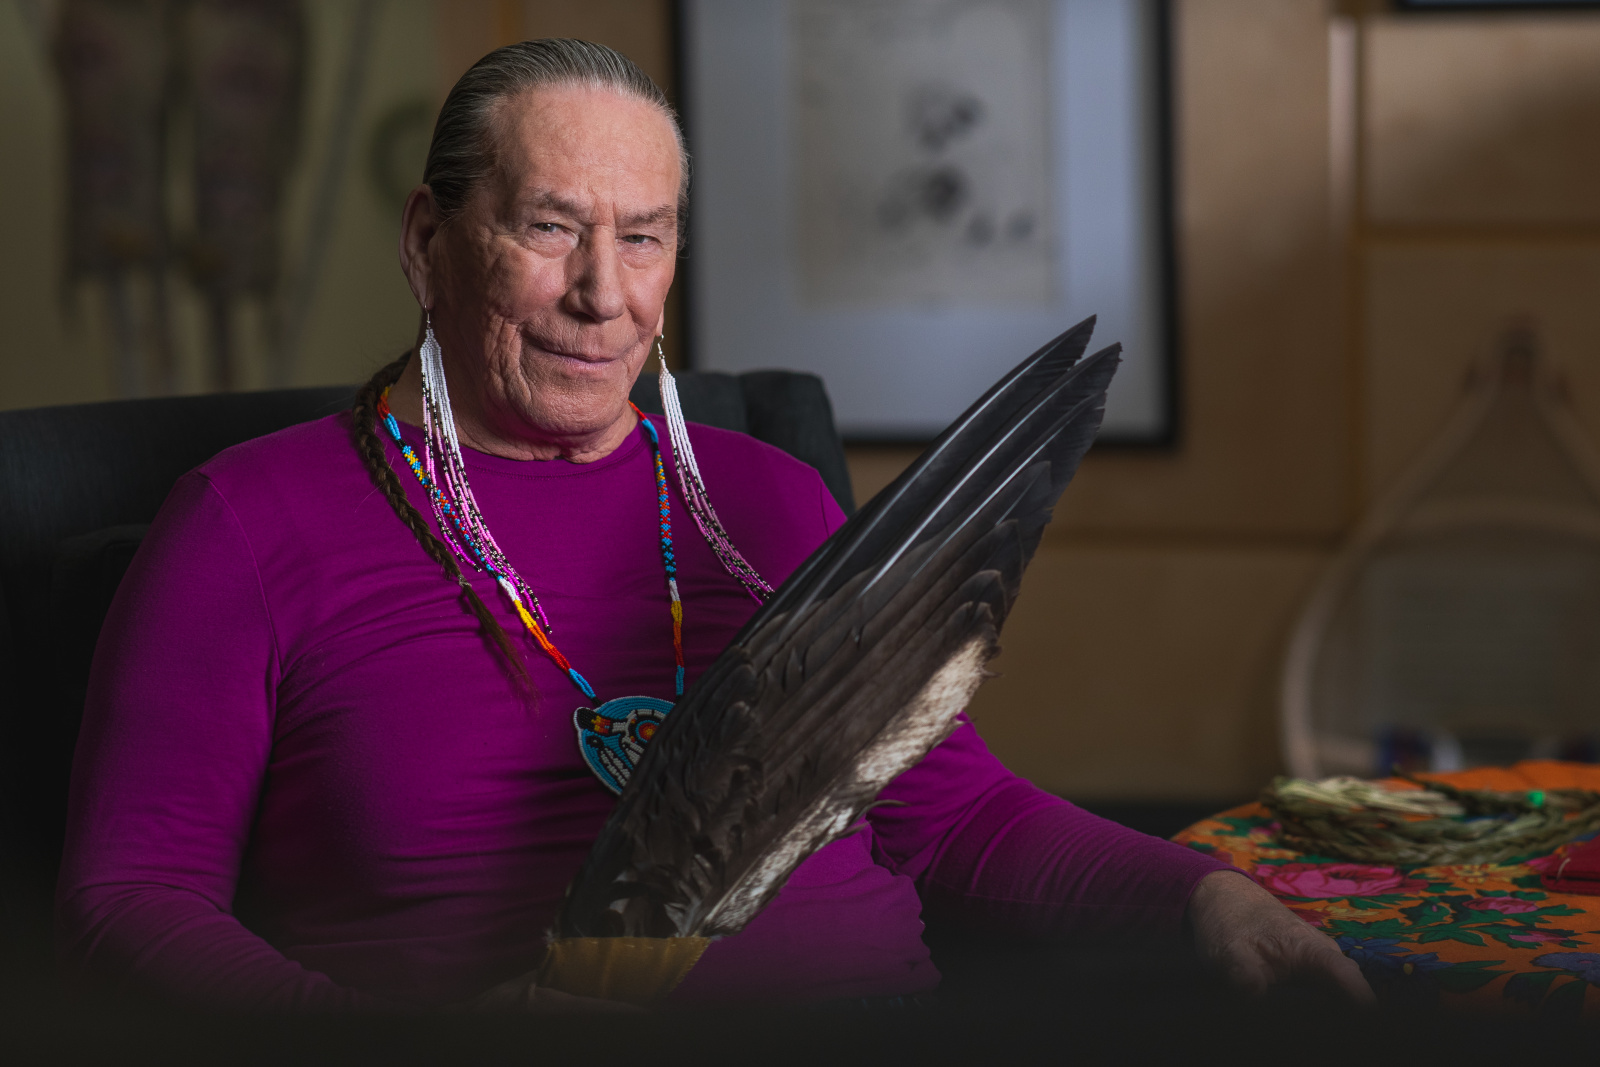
[{"xmin": 554, "ymin": 317, "xmax": 1120, "ymax": 940}]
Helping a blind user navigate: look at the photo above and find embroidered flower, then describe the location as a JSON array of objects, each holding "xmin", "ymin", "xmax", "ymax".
[
  {"xmin": 1254, "ymin": 863, "xmax": 1428, "ymax": 899},
  {"xmin": 1506, "ymin": 929, "xmax": 1567, "ymax": 945},
  {"xmin": 1335, "ymin": 937, "xmax": 1449, "ymax": 975},
  {"xmin": 1464, "ymin": 897, "xmax": 1540, "ymax": 914},
  {"xmin": 1533, "ymin": 952, "xmax": 1600, "ymax": 982}
]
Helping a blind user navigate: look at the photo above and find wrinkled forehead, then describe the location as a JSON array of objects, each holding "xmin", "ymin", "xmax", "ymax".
[{"xmin": 480, "ymin": 85, "xmax": 684, "ymax": 213}]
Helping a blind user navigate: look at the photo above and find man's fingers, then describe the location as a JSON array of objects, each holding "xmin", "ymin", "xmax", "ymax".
[
  {"xmin": 1186, "ymin": 870, "xmax": 1376, "ymax": 1005},
  {"xmin": 1218, "ymin": 951, "xmax": 1275, "ymax": 998},
  {"xmin": 1299, "ymin": 945, "xmax": 1377, "ymax": 1005},
  {"xmin": 1330, "ymin": 955, "xmax": 1378, "ymax": 1005},
  {"xmin": 1284, "ymin": 931, "xmax": 1377, "ymax": 1005}
]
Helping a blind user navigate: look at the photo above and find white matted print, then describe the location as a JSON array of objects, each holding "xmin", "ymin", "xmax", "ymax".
[
  {"xmin": 683, "ymin": 0, "xmax": 1171, "ymax": 441},
  {"xmin": 793, "ymin": 0, "xmax": 1054, "ymax": 306}
]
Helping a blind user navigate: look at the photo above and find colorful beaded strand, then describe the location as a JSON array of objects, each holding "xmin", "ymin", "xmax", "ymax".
[
  {"xmin": 376, "ymin": 388, "xmax": 598, "ymax": 700},
  {"xmin": 376, "ymin": 385, "xmax": 687, "ymax": 704},
  {"xmin": 417, "ymin": 332, "xmax": 551, "ymax": 633},
  {"xmin": 635, "ymin": 403, "xmax": 687, "ymax": 696}
]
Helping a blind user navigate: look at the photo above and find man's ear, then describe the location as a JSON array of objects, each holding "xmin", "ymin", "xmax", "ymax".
[{"xmin": 399, "ymin": 185, "xmax": 441, "ymax": 310}]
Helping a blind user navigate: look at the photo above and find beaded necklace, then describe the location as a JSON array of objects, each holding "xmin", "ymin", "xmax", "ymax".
[
  {"xmin": 373, "ymin": 327, "xmax": 764, "ymax": 793},
  {"xmin": 376, "ymin": 390, "xmax": 682, "ymax": 703}
]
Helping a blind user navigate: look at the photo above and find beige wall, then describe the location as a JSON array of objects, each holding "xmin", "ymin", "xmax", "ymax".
[{"xmin": 8, "ymin": 0, "xmax": 1600, "ymax": 801}]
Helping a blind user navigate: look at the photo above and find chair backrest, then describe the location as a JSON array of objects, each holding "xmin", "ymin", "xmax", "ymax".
[{"xmin": 0, "ymin": 370, "xmax": 852, "ymax": 882}]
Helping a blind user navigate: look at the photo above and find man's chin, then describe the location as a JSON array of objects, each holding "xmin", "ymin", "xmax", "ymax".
[{"xmin": 517, "ymin": 388, "xmax": 635, "ymax": 440}]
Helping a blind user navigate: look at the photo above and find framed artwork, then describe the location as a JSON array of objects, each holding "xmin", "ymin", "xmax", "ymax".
[{"xmin": 678, "ymin": 0, "xmax": 1177, "ymax": 444}]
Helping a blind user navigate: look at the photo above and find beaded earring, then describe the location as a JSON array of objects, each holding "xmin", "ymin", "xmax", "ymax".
[{"xmin": 655, "ymin": 339, "xmax": 775, "ymax": 604}]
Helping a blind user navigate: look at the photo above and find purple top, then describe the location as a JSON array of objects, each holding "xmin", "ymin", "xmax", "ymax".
[{"xmin": 57, "ymin": 412, "xmax": 1226, "ymax": 1010}]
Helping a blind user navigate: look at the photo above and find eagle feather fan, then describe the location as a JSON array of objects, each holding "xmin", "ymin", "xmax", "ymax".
[{"xmin": 550, "ymin": 316, "xmax": 1120, "ymax": 946}]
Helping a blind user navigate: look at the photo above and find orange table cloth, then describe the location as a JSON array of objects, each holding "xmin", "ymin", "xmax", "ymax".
[{"xmin": 1172, "ymin": 761, "xmax": 1600, "ymax": 1018}]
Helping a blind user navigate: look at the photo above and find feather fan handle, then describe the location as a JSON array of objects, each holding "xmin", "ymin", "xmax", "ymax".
[{"xmin": 657, "ymin": 358, "xmax": 775, "ymax": 602}]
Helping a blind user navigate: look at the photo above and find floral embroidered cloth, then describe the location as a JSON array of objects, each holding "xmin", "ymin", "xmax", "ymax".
[{"xmin": 1173, "ymin": 761, "xmax": 1600, "ymax": 1018}]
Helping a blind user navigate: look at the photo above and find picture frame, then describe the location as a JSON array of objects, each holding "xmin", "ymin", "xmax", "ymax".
[{"xmin": 677, "ymin": 0, "xmax": 1178, "ymax": 445}]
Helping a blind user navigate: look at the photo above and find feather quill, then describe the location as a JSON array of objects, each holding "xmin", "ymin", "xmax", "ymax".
[{"xmin": 553, "ymin": 316, "xmax": 1120, "ymax": 941}]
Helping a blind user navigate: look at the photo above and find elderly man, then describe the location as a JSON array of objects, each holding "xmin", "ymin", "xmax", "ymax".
[{"xmin": 57, "ymin": 40, "xmax": 1368, "ymax": 1010}]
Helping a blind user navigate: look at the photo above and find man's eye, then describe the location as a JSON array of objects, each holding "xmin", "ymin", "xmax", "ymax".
[
  {"xmin": 531, "ymin": 222, "xmax": 562, "ymax": 234},
  {"xmin": 622, "ymin": 234, "xmax": 653, "ymax": 245}
]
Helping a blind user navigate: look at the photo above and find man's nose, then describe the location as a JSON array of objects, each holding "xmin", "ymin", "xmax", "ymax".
[{"xmin": 564, "ymin": 231, "xmax": 628, "ymax": 323}]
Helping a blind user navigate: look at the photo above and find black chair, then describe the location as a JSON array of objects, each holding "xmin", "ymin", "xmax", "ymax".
[{"xmin": 0, "ymin": 370, "xmax": 853, "ymax": 930}]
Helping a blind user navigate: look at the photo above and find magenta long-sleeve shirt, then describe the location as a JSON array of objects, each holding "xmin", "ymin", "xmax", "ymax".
[{"xmin": 57, "ymin": 412, "xmax": 1225, "ymax": 1010}]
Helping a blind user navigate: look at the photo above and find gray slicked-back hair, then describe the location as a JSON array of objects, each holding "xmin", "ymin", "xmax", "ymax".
[{"xmin": 423, "ymin": 38, "xmax": 688, "ymax": 230}]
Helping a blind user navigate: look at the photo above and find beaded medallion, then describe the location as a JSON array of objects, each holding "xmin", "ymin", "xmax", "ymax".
[{"xmin": 573, "ymin": 696, "xmax": 674, "ymax": 795}]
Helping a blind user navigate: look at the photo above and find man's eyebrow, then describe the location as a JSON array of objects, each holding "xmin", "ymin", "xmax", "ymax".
[
  {"xmin": 521, "ymin": 190, "xmax": 590, "ymax": 220},
  {"xmin": 520, "ymin": 191, "xmax": 677, "ymax": 229},
  {"xmin": 616, "ymin": 204, "xmax": 678, "ymax": 229}
]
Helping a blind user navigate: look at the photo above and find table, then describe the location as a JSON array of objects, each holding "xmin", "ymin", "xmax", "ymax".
[{"xmin": 1172, "ymin": 760, "xmax": 1600, "ymax": 1018}]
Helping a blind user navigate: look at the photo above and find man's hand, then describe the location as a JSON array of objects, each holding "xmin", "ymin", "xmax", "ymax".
[{"xmin": 1187, "ymin": 870, "xmax": 1375, "ymax": 1004}]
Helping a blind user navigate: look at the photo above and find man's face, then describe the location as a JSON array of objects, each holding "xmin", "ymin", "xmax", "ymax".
[{"xmin": 427, "ymin": 85, "xmax": 681, "ymax": 446}]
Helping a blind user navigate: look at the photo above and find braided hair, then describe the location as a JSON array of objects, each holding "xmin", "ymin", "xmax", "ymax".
[{"xmin": 351, "ymin": 353, "xmax": 529, "ymax": 684}]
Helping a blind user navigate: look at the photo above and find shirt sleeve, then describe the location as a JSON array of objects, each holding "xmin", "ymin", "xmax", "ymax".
[
  {"xmin": 868, "ymin": 720, "xmax": 1232, "ymax": 941},
  {"xmin": 56, "ymin": 472, "xmax": 380, "ymax": 1011}
]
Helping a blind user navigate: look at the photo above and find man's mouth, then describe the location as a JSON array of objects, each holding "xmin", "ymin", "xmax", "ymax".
[{"xmin": 531, "ymin": 342, "xmax": 618, "ymax": 367}]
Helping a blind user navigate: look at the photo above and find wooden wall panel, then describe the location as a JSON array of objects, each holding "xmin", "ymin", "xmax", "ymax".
[
  {"xmin": 1366, "ymin": 16, "xmax": 1600, "ymax": 226},
  {"xmin": 434, "ymin": 0, "xmax": 501, "ymax": 99},
  {"xmin": 1363, "ymin": 244, "xmax": 1600, "ymax": 499},
  {"xmin": 518, "ymin": 0, "xmax": 674, "ymax": 91},
  {"xmin": 967, "ymin": 542, "xmax": 1327, "ymax": 800}
]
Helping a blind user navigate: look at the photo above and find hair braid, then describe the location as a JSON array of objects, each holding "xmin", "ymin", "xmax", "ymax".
[{"xmin": 351, "ymin": 353, "xmax": 530, "ymax": 686}]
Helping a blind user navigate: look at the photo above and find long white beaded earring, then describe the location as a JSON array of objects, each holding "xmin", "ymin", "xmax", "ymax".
[
  {"xmin": 655, "ymin": 336, "xmax": 775, "ymax": 602},
  {"xmin": 419, "ymin": 314, "xmax": 464, "ymax": 460}
]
